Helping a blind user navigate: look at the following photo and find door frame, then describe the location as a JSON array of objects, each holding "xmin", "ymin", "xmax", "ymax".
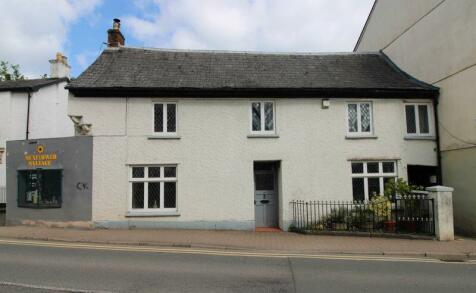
[{"xmin": 253, "ymin": 161, "xmax": 280, "ymax": 229}]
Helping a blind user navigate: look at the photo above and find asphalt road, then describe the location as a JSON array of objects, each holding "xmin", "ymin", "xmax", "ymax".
[{"xmin": 0, "ymin": 241, "xmax": 475, "ymax": 293}]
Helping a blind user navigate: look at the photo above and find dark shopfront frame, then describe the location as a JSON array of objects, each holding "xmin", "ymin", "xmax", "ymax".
[{"xmin": 17, "ymin": 168, "xmax": 63, "ymax": 209}]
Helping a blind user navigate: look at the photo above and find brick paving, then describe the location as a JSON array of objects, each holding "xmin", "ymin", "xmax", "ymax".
[{"xmin": 0, "ymin": 226, "xmax": 475, "ymax": 259}]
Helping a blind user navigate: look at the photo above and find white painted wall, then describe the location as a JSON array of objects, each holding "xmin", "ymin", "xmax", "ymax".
[
  {"xmin": 0, "ymin": 81, "xmax": 74, "ymax": 202},
  {"xmin": 29, "ymin": 82, "xmax": 74, "ymax": 139},
  {"xmin": 69, "ymin": 96, "xmax": 437, "ymax": 229}
]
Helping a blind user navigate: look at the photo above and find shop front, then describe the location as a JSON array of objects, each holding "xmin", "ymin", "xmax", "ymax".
[{"xmin": 6, "ymin": 136, "xmax": 92, "ymax": 225}]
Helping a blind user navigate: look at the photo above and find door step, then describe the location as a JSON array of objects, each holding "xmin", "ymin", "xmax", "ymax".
[{"xmin": 255, "ymin": 227, "xmax": 282, "ymax": 232}]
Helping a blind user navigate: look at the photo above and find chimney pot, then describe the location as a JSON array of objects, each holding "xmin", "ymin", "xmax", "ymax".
[{"xmin": 108, "ymin": 18, "xmax": 125, "ymax": 47}]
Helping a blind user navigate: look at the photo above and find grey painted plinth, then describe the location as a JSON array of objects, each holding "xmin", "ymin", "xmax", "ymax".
[{"xmin": 426, "ymin": 186, "xmax": 455, "ymax": 241}]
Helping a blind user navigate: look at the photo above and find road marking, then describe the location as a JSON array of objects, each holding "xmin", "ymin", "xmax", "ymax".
[
  {"xmin": 0, "ymin": 238, "xmax": 473, "ymax": 265},
  {"xmin": 0, "ymin": 281, "xmax": 112, "ymax": 293}
]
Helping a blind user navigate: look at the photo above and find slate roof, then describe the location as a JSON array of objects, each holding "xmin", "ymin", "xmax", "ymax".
[
  {"xmin": 0, "ymin": 78, "xmax": 68, "ymax": 92},
  {"xmin": 67, "ymin": 47, "xmax": 438, "ymax": 98}
]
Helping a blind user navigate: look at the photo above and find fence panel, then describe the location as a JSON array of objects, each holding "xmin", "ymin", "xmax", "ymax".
[{"xmin": 290, "ymin": 193, "xmax": 434, "ymax": 235}]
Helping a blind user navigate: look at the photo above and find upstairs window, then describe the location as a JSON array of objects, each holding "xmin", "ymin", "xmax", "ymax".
[
  {"xmin": 405, "ymin": 103, "xmax": 433, "ymax": 136},
  {"xmin": 347, "ymin": 102, "xmax": 373, "ymax": 135},
  {"xmin": 153, "ymin": 103, "xmax": 176, "ymax": 134},
  {"xmin": 0, "ymin": 149, "xmax": 4, "ymax": 164},
  {"xmin": 251, "ymin": 101, "xmax": 275, "ymax": 134}
]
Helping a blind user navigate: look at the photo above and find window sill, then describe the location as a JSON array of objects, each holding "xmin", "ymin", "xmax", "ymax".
[
  {"xmin": 345, "ymin": 135, "xmax": 378, "ymax": 140},
  {"xmin": 126, "ymin": 211, "xmax": 180, "ymax": 217},
  {"xmin": 148, "ymin": 135, "xmax": 181, "ymax": 140},
  {"xmin": 404, "ymin": 135, "xmax": 436, "ymax": 141},
  {"xmin": 247, "ymin": 134, "xmax": 279, "ymax": 138}
]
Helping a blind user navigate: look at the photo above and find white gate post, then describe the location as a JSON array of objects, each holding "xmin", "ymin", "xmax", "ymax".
[{"xmin": 426, "ymin": 186, "xmax": 454, "ymax": 241}]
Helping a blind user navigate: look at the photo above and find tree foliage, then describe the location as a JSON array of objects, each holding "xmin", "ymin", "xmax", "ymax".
[{"xmin": 0, "ymin": 61, "xmax": 25, "ymax": 81}]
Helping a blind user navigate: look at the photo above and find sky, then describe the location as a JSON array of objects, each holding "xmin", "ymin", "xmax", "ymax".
[{"xmin": 0, "ymin": 0, "xmax": 374, "ymax": 78}]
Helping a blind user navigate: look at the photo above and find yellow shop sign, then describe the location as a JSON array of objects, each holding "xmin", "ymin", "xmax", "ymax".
[{"xmin": 24, "ymin": 145, "xmax": 57, "ymax": 167}]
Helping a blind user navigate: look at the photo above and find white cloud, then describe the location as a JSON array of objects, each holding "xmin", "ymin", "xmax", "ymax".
[
  {"xmin": 0, "ymin": 0, "xmax": 102, "ymax": 78},
  {"xmin": 124, "ymin": 0, "xmax": 374, "ymax": 52}
]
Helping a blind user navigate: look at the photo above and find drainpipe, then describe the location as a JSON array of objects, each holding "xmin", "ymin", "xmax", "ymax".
[
  {"xmin": 26, "ymin": 91, "xmax": 31, "ymax": 140},
  {"xmin": 433, "ymin": 95, "xmax": 443, "ymax": 185}
]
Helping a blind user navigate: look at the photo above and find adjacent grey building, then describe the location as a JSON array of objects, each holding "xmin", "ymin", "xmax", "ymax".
[{"xmin": 6, "ymin": 136, "xmax": 92, "ymax": 224}]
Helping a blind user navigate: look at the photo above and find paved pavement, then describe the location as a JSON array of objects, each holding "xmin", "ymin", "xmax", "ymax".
[
  {"xmin": 0, "ymin": 240, "xmax": 475, "ymax": 293},
  {"xmin": 0, "ymin": 226, "xmax": 475, "ymax": 260}
]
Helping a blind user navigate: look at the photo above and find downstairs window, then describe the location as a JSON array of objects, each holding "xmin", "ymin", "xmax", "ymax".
[
  {"xmin": 129, "ymin": 166, "xmax": 177, "ymax": 211},
  {"xmin": 351, "ymin": 161, "xmax": 397, "ymax": 201}
]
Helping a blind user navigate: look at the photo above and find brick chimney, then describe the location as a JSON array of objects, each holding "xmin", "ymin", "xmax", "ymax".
[
  {"xmin": 107, "ymin": 18, "xmax": 125, "ymax": 47},
  {"xmin": 49, "ymin": 52, "xmax": 71, "ymax": 78}
]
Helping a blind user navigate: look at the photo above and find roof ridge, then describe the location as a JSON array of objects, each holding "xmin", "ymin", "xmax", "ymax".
[{"xmin": 108, "ymin": 46, "xmax": 382, "ymax": 56}]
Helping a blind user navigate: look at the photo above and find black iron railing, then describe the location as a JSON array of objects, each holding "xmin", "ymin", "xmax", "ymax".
[{"xmin": 290, "ymin": 192, "xmax": 434, "ymax": 235}]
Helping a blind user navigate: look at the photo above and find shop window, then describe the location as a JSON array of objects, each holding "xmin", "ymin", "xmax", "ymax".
[{"xmin": 17, "ymin": 169, "xmax": 62, "ymax": 208}]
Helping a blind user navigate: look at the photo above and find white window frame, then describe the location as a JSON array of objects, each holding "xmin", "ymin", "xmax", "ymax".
[
  {"xmin": 128, "ymin": 165, "xmax": 178, "ymax": 213},
  {"xmin": 249, "ymin": 101, "xmax": 276, "ymax": 135},
  {"xmin": 350, "ymin": 161, "xmax": 397, "ymax": 201},
  {"xmin": 404, "ymin": 102, "xmax": 434, "ymax": 137},
  {"xmin": 346, "ymin": 102, "xmax": 373, "ymax": 136},
  {"xmin": 152, "ymin": 102, "xmax": 177, "ymax": 135}
]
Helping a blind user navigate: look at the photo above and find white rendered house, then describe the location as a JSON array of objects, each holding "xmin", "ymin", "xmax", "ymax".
[
  {"xmin": 5, "ymin": 22, "xmax": 440, "ymax": 230},
  {"xmin": 62, "ymin": 32, "xmax": 440, "ymax": 230},
  {"xmin": 0, "ymin": 54, "xmax": 74, "ymax": 203}
]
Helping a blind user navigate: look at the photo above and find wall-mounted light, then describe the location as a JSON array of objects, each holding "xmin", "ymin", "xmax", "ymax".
[{"xmin": 322, "ymin": 99, "xmax": 330, "ymax": 109}]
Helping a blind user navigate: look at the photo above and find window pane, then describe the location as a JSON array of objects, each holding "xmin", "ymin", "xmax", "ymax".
[
  {"xmin": 252, "ymin": 102, "xmax": 261, "ymax": 131},
  {"xmin": 255, "ymin": 173, "xmax": 274, "ymax": 190},
  {"xmin": 132, "ymin": 167, "xmax": 144, "ymax": 178},
  {"xmin": 264, "ymin": 102, "xmax": 274, "ymax": 131},
  {"xmin": 148, "ymin": 167, "xmax": 161, "ymax": 178},
  {"xmin": 132, "ymin": 182, "xmax": 144, "ymax": 209},
  {"xmin": 164, "ymin": 167, "xmax": 176, "ymax": 178},
  {"xmin": 351, "ymin": 162, "xmax": 363, "ymax": 174},
  {"xmin": 405, "ymin": 105, "xmax": 416, "ymax": 134},
  {"xmin": 167, "ymin": 104, "xmax": 176, "ymax": 132},
  {"xmin": 418, "ymin": 105, "xmax": 429, "ymax": 134},
  {"xmin": 382, "ymin": 162, "xmax": 395, "ymax": 173},
  {"xmin": 148, "ymin": 182, "xmax": 160, "ymax": 208},
  {"xmin": 25, "ymin": 171, "xmax": 40, "ymax": 204},
  {"xmin": 164, "ymin": 182, "xmax": 176, "ymax": 208},
  {"xmin": 352, "ymin": 178, "xmax": 365, "ymax": 201},
  {"xmin": 154, "ymin": 104, "xmax": 163, "ymax": 133},
  {"xmin": 360, "ymin": 103, "xmax": 371, "ymax": 132},
  {"xmin": 348, "ymin": 104, "xmax": 358, "ymax": 132},
  {"xmin": 367, "ymin": 162, "xmax": 379, "ymax": 173},
  {"xmin": 40, "ymin": 170, "xmax": 62, "ymax": 206},
  {"xmin": 368, "ymin": 177, "xmax": 380, "ymax": 199}
]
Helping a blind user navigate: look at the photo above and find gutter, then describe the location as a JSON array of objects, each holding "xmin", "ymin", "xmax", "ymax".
[
  {"xmin": 26, "ymin": 91, "xmax": 31, "ymax": 140},
  {"xmin": 433, "ymin": 96, "xmax": 443, "ymax": 184}
]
